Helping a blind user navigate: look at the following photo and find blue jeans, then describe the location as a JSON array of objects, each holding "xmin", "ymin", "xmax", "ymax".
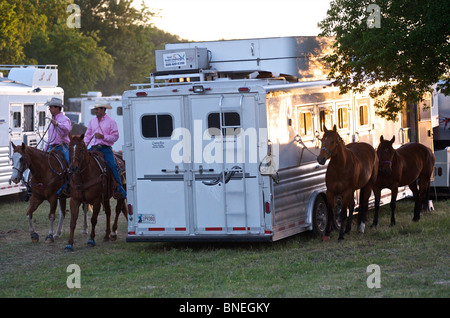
[
  {"xmin": 89, "ymin": 145, "xmax": 122, "ymax": 186},
  {"xmin": 48, "ymin": 144, "xmax": 69, "ymax": 164}
]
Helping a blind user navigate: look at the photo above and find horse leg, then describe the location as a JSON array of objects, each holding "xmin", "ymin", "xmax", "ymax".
[
  {"xmin": 371, "ymin": 187, "xmax": 381, "ymax": 228},
  {"xmin": 54, "ymin": 198, "xmax": 66, "ymax": 239},
  {"xmin": 358, "ymin": 186, "xmax": 372, "ymax": 233},
  {"xmin": 81, "ymin": 202, "xmax": 89, "ymax": 235},
  {"xmin": 45, "ymin": 196, "xmax": 58, "ymax": 243},
  {"xmin": 389, "ymin": 186, "xmax": 398, "ymax": 226},
  {"xmin": 88, "ymin": 201, "xmax": 102, "ymax": 247},
  {"xmin": 26, "ymin": 196, "xmax": 44, "ymax": 243},
  {"xmin": 111, "ymin": 199, "xmax": 121, "ymax": 241},
  {"xmin": 345, "ymin": 197, "xmax": 354, "ymax": 234},
  {"xmin": 323, "ymin": 190, "xmax": 335, "ymax": 240},
  {"xmin": 409, "ymin": 181, "xmax": 420, "ymax": 222},
  {"xmin": 338, "ymin": 192, "xmax": 352, "ymax": 241},
  {"xmin": 103, "ymin": 199, "xmax": 112, "ymax": 242},
  {"xmin": 66, "ymin": 198, "xmax": 81, "ymax": 251}
]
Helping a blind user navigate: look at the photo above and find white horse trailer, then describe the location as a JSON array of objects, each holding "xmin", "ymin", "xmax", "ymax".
[
  {"xmin": 122, "ymin": 37, "xmax": 433, "ymax": 242},
  {"xmin": 0, "ymin": 65, "xmax": 63, "ymax": 197}
]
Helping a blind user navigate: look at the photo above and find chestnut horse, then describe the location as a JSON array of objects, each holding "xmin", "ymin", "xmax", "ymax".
[
  {"xmin": 317, "ymin": 125, "xmax": 378, "ymax": 241},
  {"xmin": 65, "ymin": 135, "xmax": 126, "ymax": 251},
  {"xmin": 10, "ymin": 143, "xmax": 88, "ymax": 242},
  {"xmin": 371, "ymin": 136, "xmax": 435, "ymax": 227}
]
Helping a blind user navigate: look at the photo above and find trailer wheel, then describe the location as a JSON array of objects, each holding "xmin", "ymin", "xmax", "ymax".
[
  {"xmin": 312, "ymin": 195, "xmax": 328, "ymax": 236},
  {"xmin": 332, "ymin": 198, "xmax": 342, "ymax": 230}
]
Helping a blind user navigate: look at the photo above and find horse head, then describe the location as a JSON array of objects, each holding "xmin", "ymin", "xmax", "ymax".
[
  {"xmin": 317, "ymin": 125, "xmax": 342, "ymax": 165},
  {"xmin": 377, "ymin": 135, "xmax": 395, "ymax": 175},
  {"xmin": 69, "ymin": 134, "xmax": 87, "ymax": 174},
  {"xmin": 10, "ymin": 142, "xmax": 28, "ymax": 184}
]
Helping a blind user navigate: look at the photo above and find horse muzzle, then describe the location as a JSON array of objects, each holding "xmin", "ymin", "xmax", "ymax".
[{"xmin": 317, "ymin": 156, "xmax": 327, "ymax": 165}]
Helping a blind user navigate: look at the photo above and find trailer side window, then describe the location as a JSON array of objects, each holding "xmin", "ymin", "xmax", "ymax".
[
  {"xmin": 207, "ymin": 112, "xmax": 241, "ymax": 136},
  {"xmin": 117, "ymin": 107, "xmax": 123, "ymax": 116},
  {"xmin": 359, "ymin": 104, "xmax": 369, "ymax": 126},
  {"xmin": 299, "ymin": 111, "xmax": 313, "ymax": 137},
  {"xmin": 141, "ymin": 114, "xmax": 173, "ymax": 138},
  {"xmin": 337, "ymin": 105, "xmax": 349, "ymax": 130}
]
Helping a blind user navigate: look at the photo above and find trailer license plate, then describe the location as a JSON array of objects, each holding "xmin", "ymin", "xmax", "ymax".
[{"xmin": 139, "ymin": 214, "xmax": 156, "ymax": 224}]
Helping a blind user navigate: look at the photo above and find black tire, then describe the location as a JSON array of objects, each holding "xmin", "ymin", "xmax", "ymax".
[{"xmin": 312, "ymin": 195, "xmax": 328, "ymax": 236}]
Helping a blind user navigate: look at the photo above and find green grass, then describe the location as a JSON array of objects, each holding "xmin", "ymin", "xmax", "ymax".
[{"xmin": 0, "ymin": 194, "xmax": 449, "ymax": 298}]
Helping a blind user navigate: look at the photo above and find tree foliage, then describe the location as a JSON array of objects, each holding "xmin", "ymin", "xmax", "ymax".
[
  {"xmin": 319, "ymin": 0, "xmax": 449, "ymax": 120},
  {"xmin": 0, "ymin": 0, "xmax": 183, "ymax": 102}
]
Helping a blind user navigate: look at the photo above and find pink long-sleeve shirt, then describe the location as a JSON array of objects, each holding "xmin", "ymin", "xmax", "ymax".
[
  {"xmin": 84, "ymin": 114, "xmax": 119, "ymax": 147},
  {"xmin": 44, "ymin": 112, "xmax": 71, "ymax": 150}
]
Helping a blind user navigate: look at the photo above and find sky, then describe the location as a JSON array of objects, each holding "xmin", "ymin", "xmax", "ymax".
[{"xmin": 138, "ymin": 0, "xmax": 332, "ymax": 42}]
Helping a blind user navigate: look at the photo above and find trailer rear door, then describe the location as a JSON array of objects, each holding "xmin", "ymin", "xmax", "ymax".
[
  {"xmin": 131, "ymin": 97, "xmax": 189, "ymax": 235},
  {"xmin": 189, "ymin": 94, "xmax": 263, "ymax": 235}
]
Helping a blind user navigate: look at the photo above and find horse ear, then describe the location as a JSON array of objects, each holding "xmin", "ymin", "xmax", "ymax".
[
  {"xmin": 380, "ymin": 135, "xmax": 384, "ymax": 142},
  {"xmin": 390, "ymin": 136, "xmax": 395, "ymax": 144},
  {"xmin": 323, "ymin": 125, "xmax": 328, "ymax": 132},
  {"xmin": 333, "ymin": 124, "xmax": 337, "ymax": 132},
  {"xmin": 21, "ymin": 142, "xmax": 26, "ymax": 150},
  {"xmin": 11, "ymin": 142, "xmax": 16, "ymax": 150}
]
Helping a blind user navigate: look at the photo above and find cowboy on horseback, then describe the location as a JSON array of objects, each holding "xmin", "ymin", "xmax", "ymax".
[
  {"xmin": 84, "ymin": 101, "xmax": 127, "ymax": 199},
  {"xmin": 44, "ymin": 97, "xmax": 71, "ymax": 195}
]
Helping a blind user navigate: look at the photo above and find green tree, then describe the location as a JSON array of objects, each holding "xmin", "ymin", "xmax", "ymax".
[
  {"xmin": 319, "ymin": 0, "xmax": 449, "ymax": 120},
  {"xmin": 24, "ymin": 0, "xmax": 113, "ymax": 99},
  {"xmin": 0, "ymin": 0, "xmax": 45, "ymax": 64},
  {"xmin": 77, "ymin": 0, "xmax": 183, "ymax": 95}
]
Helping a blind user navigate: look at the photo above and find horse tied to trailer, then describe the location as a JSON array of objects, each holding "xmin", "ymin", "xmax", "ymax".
[
  {"xmin": 317, "ymin": 125, "xmax": 379, "ymax": 241},
  {"xmin": 372, "ymin": 136, "xmax": 435, "ymax": 227}
]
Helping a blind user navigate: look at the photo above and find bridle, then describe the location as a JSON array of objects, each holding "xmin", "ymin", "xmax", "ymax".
[{"xmin": 320, "ymin": 134, "xmax": 343, "ymax": 159}]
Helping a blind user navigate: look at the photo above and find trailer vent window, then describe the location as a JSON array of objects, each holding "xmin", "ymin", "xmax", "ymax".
[
  {"xmin": 207, "ymin": 112, "xmax": 241, "ymax": 136},
  {"xmin": 141, "ymin": 114, "xmax": 174, "ymax": 138},
  {"xmin": 337, "ymin": 105, "xmax": 349, "ymax": 130},
  {"xmin": 299, "ymin": 112, "xmax": 313, "ymax": 137},
  {"xmin": 24, "ymin": 105, "xmax": 34, "ymax": 132},
  {"xmin": 319, "ymin": 110, "xmax": 332, "ymax": 132},
  {"xmin": 117, "ymin": 107, "xmax": 123, "ymax": 116},
  {"xmin": 13, "ymin": 112, "xmax": 21, "ymax": 128},
  {"xmin": 359, "ymin": 104, "xmax": 369, "ymax": 126}
]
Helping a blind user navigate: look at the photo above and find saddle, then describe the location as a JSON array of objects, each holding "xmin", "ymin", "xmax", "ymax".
[{"xmin": 89, "ymin": 150, "xmax": 126, "ymax": 198}]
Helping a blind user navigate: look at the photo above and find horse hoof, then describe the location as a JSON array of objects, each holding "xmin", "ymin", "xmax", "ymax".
[
  {"xmin": 370, "ymin": 223, "xmax": 377, "ymax": 229},
  {"xmin": 31, "ymin": 232, "xmax": 39, "ymax": 243},
  {"xmin": 412, "ymin": 217, "xmax": 420, "ymax": 222},
  {"xmin": 321, "ymin": 236, "xmax": 330, "ymax": 242},
  {"xmin": 87, "ymin": 239, "xmax": 96, "ymax": 247},
  {"xmin": 110, "ymin": 234, "xmax": 117, "ymax": 242},
  {"xmin": 64, "ymin": 244, "xmax": 74, "ymax": 252},
  {"xmin": 338, "ymin": 236, "xmax": 344, "ymax": 242},
  {"xmin": 45, "ymin": 234, "xmax": 54, "ymax": 243}
]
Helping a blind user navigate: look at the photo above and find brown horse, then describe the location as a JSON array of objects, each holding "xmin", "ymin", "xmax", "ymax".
[
  {"xmin": 372, "ymin": 136, "xmax": 435, "ymax": 227},
  {"xmin": 10, "ymin": 143, "xmax": 71, "ymax": 242},
  {"xmin": 317, "ymin": 125, "xmax": 378, "ymax": 241},
  {"xmin": 65, "ymin": 135, "xmax": 126, "ymax": 251}
]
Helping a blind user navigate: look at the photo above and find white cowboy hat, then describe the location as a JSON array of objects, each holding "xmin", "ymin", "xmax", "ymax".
[
  {"xmin": 45, "ymin": 97, "xmax": 64, "ymax": 108},
  {"xmin": 90, "ymin": 101, "xmax": 112, "ymax": 110}
]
